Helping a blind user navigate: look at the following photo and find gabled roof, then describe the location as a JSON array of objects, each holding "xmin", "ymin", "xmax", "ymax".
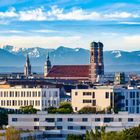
[{"xmin": 47, "ymin": 65, "xmax": 89, "ymax": 78}]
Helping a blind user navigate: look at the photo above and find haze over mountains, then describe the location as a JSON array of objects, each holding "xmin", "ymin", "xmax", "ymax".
[{"xmin": 0, "ymin": 45, "xmax": 140, "ymax": 73}]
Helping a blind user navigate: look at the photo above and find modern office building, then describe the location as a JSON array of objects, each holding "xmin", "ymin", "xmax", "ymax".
[
  {"xmin": 8, "ymin": 111, "xmax": 140, "ymax": 140},
  {"xmin": 0, "ymin": 86, "xmax": 60, "ymax": 110}
]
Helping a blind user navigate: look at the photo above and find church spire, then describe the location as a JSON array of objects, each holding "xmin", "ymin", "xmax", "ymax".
[
  {"xmin": 44, "ymin": 52, "xmax": 52, "ymax": 77},
  {"xmin": 47, "ymin": 53, "xmax": 50, "ymax": 61},
  {"xmin": 24, "ymin": 53, "xmax": 31, "ymax": 77}
]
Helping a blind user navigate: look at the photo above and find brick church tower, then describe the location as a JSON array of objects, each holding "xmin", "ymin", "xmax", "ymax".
[{"xmin": 89, "ymin": 41, "xmax": 104, "ymax": 83}]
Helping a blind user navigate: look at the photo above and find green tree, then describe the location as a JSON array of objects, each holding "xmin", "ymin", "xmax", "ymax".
[
  {"xmin": 85, "ymin": 130, "xmax": 90, "ymax": 140},
  {"xmin": 19, "ymin": 105, "xmax": 38, "ymax": 114},
  {"xmin": 47, "ymin": 106, "xmax": 57, "ymax": 114},
  {"xmin": 47, "ymin": 102, "xmax": 73, "ymax": 114},
  {"xmin": 59, "ymin": 102, "xmax": 73, "ymax": 112},
  {"xmin": 78, "ymin": 106, "xmax": 96, "ymax": 114}
]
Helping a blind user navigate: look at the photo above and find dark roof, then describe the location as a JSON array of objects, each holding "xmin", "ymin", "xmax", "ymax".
[{"xmin": 47, "ymin": 65, "xmax": 89, "ymax": 78}]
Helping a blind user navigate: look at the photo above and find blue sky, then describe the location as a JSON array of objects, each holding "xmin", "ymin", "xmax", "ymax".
[{"xmin": 0, "ymin": 0, "xmax": 140, "ymax": 51}]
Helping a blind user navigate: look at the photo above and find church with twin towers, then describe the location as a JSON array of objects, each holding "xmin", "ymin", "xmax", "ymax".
[{"xmin": 24, "ymin": 41, "xmax": 104, "ymax": 83}]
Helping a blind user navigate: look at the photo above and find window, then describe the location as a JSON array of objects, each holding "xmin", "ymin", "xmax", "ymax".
[
  {"xmin": 128, "ymin": 118, "xmax": 133, "ymax": 122},
  {"xmin": 126, "ymin": 100, "xmax": 128, "ymax": 106},
  {"xmin": 137, "ymin": 100, "xmax": 139, "ymax": 106},
  {"xmin": 68, "ymin": 118, "xmax": 73, "ymax": 122},
  {"xmin": 118, "ymin": 118, "xmax": 122, "ymax": 122},
  {"xmin": 104, "ymin": 118, "xmax": 113, "ymax": 122},
  {"xmin": 82, "ymin": 118, "xmax": 88, "ymax": 122},
  {"xmin": 80, "ymin": 126, "xmax": 86, "ymax": 130},
  {"xmin": 92, "ymin": 92, "xmax": 95, "ymax": 98},
  {"xmin": 34, "ymin": 126, "xmax": 39, "ymax": 130},
  {"xmin": 68, "ymin": 126, "xmax": 73, "ymax": 130},
  {"xmin": 83, "ymin": 92, "xmax": 91, "ymax": 96},
  {"xmin": 105, "ymin": 92, "xmax": 109, "ymax": 98},
  {"xmin": 45, "ymin": 126, "xmax": 55, "ymax": 130},
  {"xmin": 34, "ymin": 118, "xmax": 39, "ymax": 122},
  {"xmin": 12, "ymin": 118, "xmax": 17, "ymax": 122},
  {"xmin": 133, "ymin": 100, "xmax": 135, "ymax": 106},
  {"xmin": 55, "ymin": 91, "xmax": 58, "ymax": 97},
  {"xmin": 133, "ymin": 92, "xmax": 135, "ymax": 98},
  {"xmin": 57, "ymin": 118, "xmax": 62, "ymax": 122},
  {"xmin": 83, "ymin": 100, "xmax": 91, "ymax": 103},
  {"xmin": 137, "ymin": 92, "xmax": 139, "ymax": 98},
  {"xmin": 130, "ymin": 92, "xmax": 133, "ymax": 98},
  {"xmin": 38, "ymin": 92, "xmax": 41, "ymax": 97},
  {"xmin": 92, "ymin": 100, "xmax": 96, "ymax": 106},
  {"xmin": 46, "ymin": 118, "xmax": 55, "ymax": 122},
  {"xmin": 137, "ymin": 107, "xmax": 139, "ymax": 113},
  {"xmin": 75, "ymin": 92, "xmax": 78, "ymax": 96},
  {"xmin": 95, "ymin": 118, "xmax": 100, "ymax": 122},
  {"xmin": 57, "ymin": 126, "xmax": 62, "ymax": 130}
]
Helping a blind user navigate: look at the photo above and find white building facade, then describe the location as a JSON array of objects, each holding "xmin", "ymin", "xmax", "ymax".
[
  {"xmin": 9, "ymin": 111, "xmax": 140, "ymax": 140},
  {"xmin": 0, "ymin": 86, "xmax": 60, "ymax": 110}
]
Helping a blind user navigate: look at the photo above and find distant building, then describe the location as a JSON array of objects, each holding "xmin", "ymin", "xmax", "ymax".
[
  {"xmin": 114, "ymin": 72, "xmax": 125, "ymax": 85},
  {"xmin": 24, "ymin": 54, "xmax": 31, "ymax": 77},
  {"xmin": 46, "ymin": 41, "xmax": 104, "ymax": 83},
  {"xmin": 44, "ymin": 54, "xmax": 52, "ymax": 77},
  {"xmin": 0, "ymin": 86, "xmax": 60, "ymax": 110},
  {"xmin": 9, "ymin": 111, "xmax": 140, "ymax": 140}
]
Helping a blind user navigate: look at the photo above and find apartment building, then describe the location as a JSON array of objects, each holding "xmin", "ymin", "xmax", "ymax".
[
  {"xmin": 72, "ymin": 87, "xmax": 114, "ymax": 112},
  {"xmin": 9, "ymin": 111, "xmax": 140, "ymax": 140},
  {"xmin": 72, "ymin": 86, "xmax": 140, "ymax": 114},
  {"xmin": 0, "ymin": 86, "xmax": 60, "ymax": 110}
]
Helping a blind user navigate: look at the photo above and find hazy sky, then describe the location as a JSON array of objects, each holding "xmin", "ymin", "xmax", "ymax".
[{"xmin": 0, "ymin": 0, "xmax": 140, "ymax": 51}]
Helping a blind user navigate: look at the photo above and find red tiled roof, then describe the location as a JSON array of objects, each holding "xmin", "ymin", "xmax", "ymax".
[{"xmin": 47, "ymin": 65, "xmax": 89, "ymax": 78}]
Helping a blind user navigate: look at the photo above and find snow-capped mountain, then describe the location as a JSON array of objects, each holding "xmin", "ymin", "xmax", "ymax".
[
  {"xmin": 2, "ymin": 45, "xmax": 54, "ymax": 58},
  {"xmin": 111, "ymin": 50, "xmax": 122, "ymax": 58},
  {"xmin": 1, "ymin": 45, "xmax": 140, "ymax": 72}
]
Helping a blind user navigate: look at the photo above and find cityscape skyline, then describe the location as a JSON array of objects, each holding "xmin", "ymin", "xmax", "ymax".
[{"xmin": 0, "ymin": 0, "xmax": 140, "ymax": 51}]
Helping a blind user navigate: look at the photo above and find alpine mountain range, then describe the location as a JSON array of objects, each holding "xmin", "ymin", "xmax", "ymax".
[{"xmin": 0, "ymin": 45, "xmax": 140, "ymax": 73}]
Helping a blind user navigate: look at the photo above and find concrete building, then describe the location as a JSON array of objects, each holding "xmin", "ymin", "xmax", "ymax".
[
  {"xmin": 24, "ymin": 54, "xmax": 31, "ymax": 77},
  {"xmin": 0, "ymin": 86, "xmax": 60, "ymax": 110},
  {"xmin": 72, "ymin": 86, "xmax": 140, "ymax": 114},
  {"xmin": 8, "ymin": 111, "xmax": 140, "ymax": 140}
]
